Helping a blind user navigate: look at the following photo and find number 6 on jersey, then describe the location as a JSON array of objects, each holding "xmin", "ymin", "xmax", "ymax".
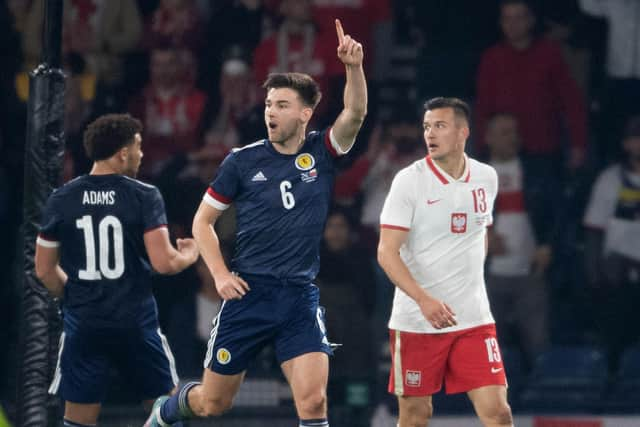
[{"xmin": 280, "ymin": 180, "xmax": 296, "ymax": 210}]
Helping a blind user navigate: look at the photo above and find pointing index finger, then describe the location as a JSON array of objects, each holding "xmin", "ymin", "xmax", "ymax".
[{"xmin": 335, "ymin": 19, "xmax": 345, "ymax": 43}]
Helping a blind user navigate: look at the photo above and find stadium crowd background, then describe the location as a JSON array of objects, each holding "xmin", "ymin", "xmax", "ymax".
[{"xmin": 1, "ymin": 0, "xmax": 640, "ymax": 425}]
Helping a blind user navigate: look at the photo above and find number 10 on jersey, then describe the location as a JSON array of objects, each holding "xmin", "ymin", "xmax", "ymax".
[{"xmin": 76, "ymin": 215, "xmax": 125, "ymax": 280}]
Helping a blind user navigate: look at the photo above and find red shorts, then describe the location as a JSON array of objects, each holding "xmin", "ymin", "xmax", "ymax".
[{"xmin": 388, "ymin": 324, "xmax": 507, "ymax": 396}]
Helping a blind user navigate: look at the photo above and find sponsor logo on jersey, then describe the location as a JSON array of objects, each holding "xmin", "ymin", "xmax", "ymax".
[
  {"xmin": 300, "ymin": 168, "xmax": 318, "ymax": 183},
  {"xmin": 251, "ymin": 171, "xmax": 268, "ymax": 182},
  {"xmin": 451, "ymin": 213, "xmax": 467, "ymax": 233},
  {"xmin": 405, "ymin": 370, "xmax": 421, "ymax": 387},
  {"xmin": 295, "ymin": 153, "xmax": 315, "ymax": 171},
  {"xmin": 216, "ymin": 348, "xmax": 231, "ymax": 365}
]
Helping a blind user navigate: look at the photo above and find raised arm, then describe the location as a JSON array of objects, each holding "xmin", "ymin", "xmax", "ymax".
[{"xmin": 331, "ymin": 19, "xmax": 368, "ymax": 152}]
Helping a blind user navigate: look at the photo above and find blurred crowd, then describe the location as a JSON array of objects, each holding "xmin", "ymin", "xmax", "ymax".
[{"xmin": 2, "ymin": 0, "xmax": 640, "ymax": 421}]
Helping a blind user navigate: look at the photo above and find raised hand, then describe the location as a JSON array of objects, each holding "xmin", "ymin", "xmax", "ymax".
[{"xmin": 335, "ymin": 19, "xmax": 363, "ymax": 67}]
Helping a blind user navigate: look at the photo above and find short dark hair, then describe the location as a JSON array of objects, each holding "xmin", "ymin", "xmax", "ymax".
[
  {"xmin": 83, "ymin": 114, "xmax": 143, "ymax": 161},
  {"xmin": 262, "ymin": 72, "xmax": 322, "ymax": 108},
  {"xmin": 423, "ymin": 97, "xmax": 471, "ymax": 125}
]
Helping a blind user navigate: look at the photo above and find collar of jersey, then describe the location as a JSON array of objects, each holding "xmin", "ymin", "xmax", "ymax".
[
  {"xmin": 265, "ymin": 138, "xmax": 308, "ymax": 157},
  {"xmin": 426, "ymin": 154, "xmax": 471, "ymax": 185}
]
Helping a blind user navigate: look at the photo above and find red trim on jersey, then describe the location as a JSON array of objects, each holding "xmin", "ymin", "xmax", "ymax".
[
  {"xmin": 426, "ymin": 156, "xmax": 449, "ymax": 184},
  {"xmin": 37, "ymin": 233, "xmax": 57, "ymax": 243},
  {"xmin": 324, "ymin": 127, "xmax": 338, "ymax": 157},
  {"xmin": 144, "ymin": 224, "xmax": 168, "ymax": 233},
  {"xmin": 380, "ymin": 224, "xmax": 410, "ymax": 232},
  {"xmin": 463, "ymin": 167, "xmax": 471, "ymax": 182},
  {"xmin": 207, "ymin": 187, "xmax": 232, "ymax": 204},
  {"xmin": 496, "ymin": 191, "xmax": 525, "ymax": 212}
]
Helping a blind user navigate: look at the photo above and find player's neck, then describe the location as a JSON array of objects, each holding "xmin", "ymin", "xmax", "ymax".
[
  {"xmin": 272, "ymin": 132, "xmax": 306, "ymax": 155},
  {"xmin": 433, "ymin": 154, "xmax": 466, "ymax": 180},
  {"xmin": 90, "ymin": 161, "xmax": 121, "ymax": 176}
]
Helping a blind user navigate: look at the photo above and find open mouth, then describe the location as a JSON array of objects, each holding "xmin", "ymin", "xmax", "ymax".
[
  {"xmin": 268, "ymin": 122, "xmax": 277, "ymax": 130},
  {"xmin": 428, "ymin": 143, "xmax": 438, "ymax": 149}
]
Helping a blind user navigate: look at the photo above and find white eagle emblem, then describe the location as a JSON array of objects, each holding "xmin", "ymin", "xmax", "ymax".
[{"xmin": 451, "ymin": 213, "xmax": 467, "ymax": 233}]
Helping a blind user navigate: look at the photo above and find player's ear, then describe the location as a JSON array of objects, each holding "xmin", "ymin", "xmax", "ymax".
[
  {"xmin": 300, "ymin": 106, "xmax": 313, "ymax": 124},
  {"xmin": 118, "ymin": 145, "xmax": 129, "ymax": 162},
  {"xmin": 459, "ymin": 125, "xmax": 470, "ymax": 141}
]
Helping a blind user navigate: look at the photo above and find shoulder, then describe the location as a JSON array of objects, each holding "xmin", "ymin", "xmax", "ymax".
[
  {"xmin": 120, "ymin": 176, "xmax": 163, "ymax": 201},
  {"xmin": 230, "ymin": 140, "xmax": 267, "ymax": 158},
  {"xmin": 48, "ymin": 175, "xmax": 87, "ymax": 200},
  {"xmin": 481, "ymin": 43, "xmax": 507, "ymax": 61},
  {"xmin": 594, "ymin": 164, "xmax": 622, "ymax": 188},
  {"xmin": 469, "ymin": 157, "xmax": 497, "ymax": 180},
  {"xmin": 393, "ymin": 158, "xmax": 424, "ymax": 185}
]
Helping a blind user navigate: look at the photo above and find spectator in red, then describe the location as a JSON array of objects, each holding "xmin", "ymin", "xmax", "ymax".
[
  {"xmin": 475, "ymin": 0, "xmax": 588, "ymax": 171},
  {"xmin": 252, "ymin": 0, "xmax": 341, "ymax": 117},
  {"xmin": 129, "ymin": 47, "xmax": 207, "ymax": 178},
  {"xmin": 145, "ymin": 0, "xmax": 205, "ymax": 53},
  {"xmin": 24, "ymin": 0, "xmax": 142, "ymax": 84}
]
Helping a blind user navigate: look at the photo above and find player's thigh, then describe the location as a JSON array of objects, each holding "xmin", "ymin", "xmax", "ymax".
[
  {"xmin": 281, "ymin": 351, "xmax": 329, "ymax": 398},
  {"xmin": 388, "ymin": 329, "xmax": 451, "ymax": 397},
  {"xmin": 206, "ymin": 292, "xmax": 279, "ymax": 375},
  {"xmin": 445, "ymin": 324, "xmax": 507, "ymax": 394},
  {"xmin": 115, "ymin": 327, "xmax": 178, "ymax": 400},
  {"xmin": 281, "ymin": 352, "xmax": 329, "ymax": 418},
  {"xmin": 273, "ymin": 285, "xmax": 332, "ymax": 365},
  {"xmin": 467, "ymin": 385, "xmax": 512, "ymax": 423},
  {"xmin": 64, "ymin": 402, "xmax": 102, "ymax": 425},
  {"xmin": 52, "ymin": 330, "xmax": 111, "ymax": 404}
]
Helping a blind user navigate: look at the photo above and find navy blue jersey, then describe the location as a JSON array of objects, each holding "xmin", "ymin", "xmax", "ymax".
[
  {"xmin": 38, "ymin": 174, "xmax": 167, "ymax": 327},
  {"xmin": 204, "ymin": 128, "xmax": 342, "ymax": 284}
]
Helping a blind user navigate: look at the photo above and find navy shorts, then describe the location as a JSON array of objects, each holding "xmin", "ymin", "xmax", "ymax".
[
  {"xmin": 204, "ymin": 280, "xmax": 332, "ymax": 375},
  {"xmin": 49, "ymin": 315, "xmax": 178, "ymax": 403}
]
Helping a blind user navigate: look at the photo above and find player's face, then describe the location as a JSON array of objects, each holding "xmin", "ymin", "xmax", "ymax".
[
  {"xmin": 264, "ymin": 88, "xmax": 311, "ymax": 144},
  {"xmin": 423, "ymin": 108, "xmax": 468, "ymax": 161},
  {"xmin": 123, "ymin": 133, "xmax": 143, "ymax": 178}
]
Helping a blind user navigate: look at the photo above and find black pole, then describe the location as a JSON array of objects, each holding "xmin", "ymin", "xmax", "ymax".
[{"xmin": 17, "ymin": 0, "xmax": 65, "ymax": 426}]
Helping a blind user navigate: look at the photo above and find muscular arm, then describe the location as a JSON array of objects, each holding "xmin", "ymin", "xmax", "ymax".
[
  {"xmin": 331, "ymin": 19, "xmax": 367, "ymax": 152},
  {"xmin": 377, "ymin": 227, "xmax": 457, "ymax": 329},
  {"xmin": 144, "ymin": 226, "xmax": 199, "ymax": 274},
  {"xmin": 34, "ymin": 245, "xmax": 67, "ymax": 298},
  {"xmin": 192, "ymin": 201, "xmax": 249, "ymax": 300}
]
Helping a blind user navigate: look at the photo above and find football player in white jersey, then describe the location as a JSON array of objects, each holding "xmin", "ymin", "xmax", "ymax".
[{"xmin": 377, "ymin": 97, "xmax": 513, "ymax": 427}]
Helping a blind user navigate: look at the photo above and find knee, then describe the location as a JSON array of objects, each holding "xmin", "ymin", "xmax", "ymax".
[
  {"xmin": 405, "ymin": 400, "xmax": 433, "ymax": 426},
  {"xmin": 197, "ymin": 396, "xmax": 233, "ymax": 417},
  {"xmin": 484, "ymin": 402, "xmax": 513, "ymax": 426},
  {"xmin": 298, "ymin": 391, "xmax": 327, "ymax": 417}
]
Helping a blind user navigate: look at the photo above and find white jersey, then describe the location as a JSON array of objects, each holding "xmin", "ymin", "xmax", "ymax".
[{"xmin": 380, "ymin": 155, "xmax": 498, "ymax": 333}]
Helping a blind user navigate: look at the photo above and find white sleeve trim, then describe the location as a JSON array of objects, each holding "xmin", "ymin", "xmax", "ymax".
[
  {"xmin": 330, "ymin": 128, "xmax": 353, "ymax": 155},
  {"xmin": 203, "ymin": 192, "xmax": 230, "ymax": 211},
  {"xmin": 36, "ymin": 236, "xmax": 60, "ymax": 248}
]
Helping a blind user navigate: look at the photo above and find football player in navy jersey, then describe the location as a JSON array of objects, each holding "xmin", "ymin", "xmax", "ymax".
[
  {"xmin": 35, "ymin": 114, "xmax": 199, "ymax": 427},
  {"xmin": 145, "ymin": 19, "xmax": 367, "ymax": 427}
]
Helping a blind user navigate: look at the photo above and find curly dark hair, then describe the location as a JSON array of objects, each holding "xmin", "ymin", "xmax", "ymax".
[
  {"xmin": 83, "ymin": 114, "xmax": 143, "ymax": 161},
  {"xmin": 262, "ymin": 72, "xmax": 322, "ymax": 108}
]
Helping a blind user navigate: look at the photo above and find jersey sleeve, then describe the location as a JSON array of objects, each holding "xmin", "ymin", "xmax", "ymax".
[
  {"xmin": 37, "ymin": 193, "xmax": 62, "ymax": 248},
  {"xmin": 323, "ymin": 127, "xmax": 352, "ymax": 157},
  {"xmin": 204, "ymin": 152, "xmax": 241, "ymax": 211},
  {"xmin": 380, "ymin": 168, "xmax": 416, "ymax": 231},
  {"xmin": 583, "ymin": 167, "xmax": 619, "ymax": 229},
  {"xmin": 143, "ymin": 186, "xmax": 169, "ymax": 232}
]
